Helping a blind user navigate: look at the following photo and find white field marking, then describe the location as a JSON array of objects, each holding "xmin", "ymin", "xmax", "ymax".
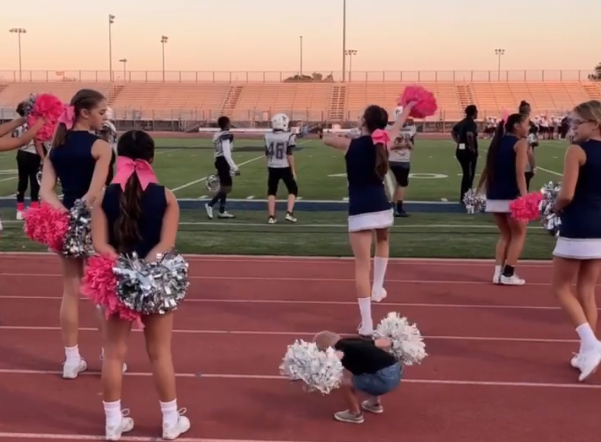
[
  {"xmin": 0, "ymin": 369, "xmax": 599, "ymax": 390},
  {"xmin": 0, "ymin": 176, "xmax": 16, "ymax": 182},
  {"xmin": 245, "ymin": 195, "xmax": 254, "ymax": 199},
  {"xmin": 0, "ymin": 295, "xmax": 568, "ymax": 310},
  {"xmin": 155, "ymin": 148, "xmax": 181, "ymax": 155},
  {"xmin": 0, "ymin": 326, "xmax": 578, "ymax": 343},
  {"xmin": 0, "ymin": 251, "xmax": 554, "ymax": 265}
]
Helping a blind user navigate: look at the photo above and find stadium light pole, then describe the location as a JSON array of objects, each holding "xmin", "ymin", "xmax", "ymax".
[
  {"xmin": 495, "ymin": 48, "xmax": 505, "ymax": 81},
  {"xmin": 299, "ymin": 36, "xmax": 303, "ymax": 76},
  {"xmin": 342, "ymin": 0, "xmax": 347, "ymax": 83},
  {"xmin": 161, "ymin": 36, "xmax": 169, "ymax": 82},
  {"xmin": 345, "ymin": 49, "xmax": 357, "ymax": 82},
  {"xmin": 109, "ymin": 15, "xmax": 115, "ymax": 82},
  {"xmin": 119, "ymin": 58, "xmax": 127, "ymax": 81},
  {"xmin": 9, "ymin": 28, "xmax": 26, "ymax": 82}
]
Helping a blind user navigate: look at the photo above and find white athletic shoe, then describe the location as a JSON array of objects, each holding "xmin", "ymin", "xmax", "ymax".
[
  {"xmin": 218, "ymin": 211, "xmax": 235, "ymax": 219},
  {"xmin": 105, "ymin": 409, "xmax": 135, "ymax": 441},
  {"xmin": 492, "ymin": 271, "xmax": 501, "ymax": 284},
  {"xmin": 371, "ymin": 287, "xmax": 387, "ymax": 303},
  {"xmin": 62, "ymin": 358, "xmax": 87, "ymax": 379},
  {"xmin": 500, "ymin": 274, "xmax": 525, "ymax": 286},
  {"xmin": 571, "ymin": 353, "xmax": 581, "ymax": 369},
  {"xmin": 578, "ymin": 348, "xmax": 601, "ymax": 382},
  {"xmin": 162, "ymin": 409, "xmax": 191, "ymax": 440},
  {"xmin": 16, "ymin": 211, "xmax": 24, "ymax": 221},
  {"xmin": 285, "ymin": 212, "xmax": 297, "ymax": 223},
  {"xmin": 268, "ymin": 216, "xmax": 277, "ymax": 224},
  {"xmin": 205, "ymin": 204, "xmax": 214, "ymax": 220}
]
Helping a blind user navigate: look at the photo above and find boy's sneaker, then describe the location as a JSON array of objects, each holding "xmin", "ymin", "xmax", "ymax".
[
  {"xmin": 333, "ymin": 410, "xmax": 364, "ymax": 424},
  {"xmin": 361, "ymin": 399, "xmax": 384, "ymax": 414}
]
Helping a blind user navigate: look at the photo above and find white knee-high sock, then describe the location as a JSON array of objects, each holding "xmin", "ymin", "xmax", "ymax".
[
  {"xmin": 358, "ymin": 297, "xmax": 373, "ymax": 334},
  {"xmin": 371, "ymin": 257, "xmax": 388, "ymax": 302}
]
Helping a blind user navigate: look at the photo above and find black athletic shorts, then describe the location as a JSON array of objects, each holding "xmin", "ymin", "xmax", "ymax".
[
  {"xmin": 215, "ymin": 156, "xmax": 232, "ymax": 187},
  {"xmin": 389, "ymin": 162, "xmax": 410, "ymax": 187}
]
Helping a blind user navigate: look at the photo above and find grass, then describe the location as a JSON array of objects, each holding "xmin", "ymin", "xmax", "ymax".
[
  {"xmin": 0, "ymin": 137, "xmax": 567, "ymax": 201},
  {"xmin": 0, "ymin": 136, "xmax": 566, "ymax": 257},
  {"xmin": 0, "ymin": 209, "xmax": 557, "ymax": 258}
]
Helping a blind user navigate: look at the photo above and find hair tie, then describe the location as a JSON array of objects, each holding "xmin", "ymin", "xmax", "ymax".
[
  {"xmin": 111, "ymin": 156, "xmax": 158, "ymax": 191},
  {"xmin": 372, "ymin": 129, "xmax": 390, "ymax": 147},
  {"xmin": 57, "ymin": 105, "xmax": 75, "ymax": 130}
]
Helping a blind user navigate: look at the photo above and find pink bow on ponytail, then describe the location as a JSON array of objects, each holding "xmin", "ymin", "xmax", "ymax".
[
  {"xmin": 57, "ymin": 105, "xmax": 76, "ymax": 129},
  {"xmin": 372, "ymin": 129, "xmax": 391, "ymax": 148},
  {"xmin": 112, "ymin": 156, "xmax": 158, "ymax": 191}
]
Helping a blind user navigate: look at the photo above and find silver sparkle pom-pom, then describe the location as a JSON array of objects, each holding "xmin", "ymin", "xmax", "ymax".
[
  {"xmin": 113, "ymin": 250, "xmax": 189, "ymax": 316},
  {"xmin": 374, "ymin": 312, "xmax": 427, "ymax": 366},
  {"xmin": 463, "ymin": 189, "xmax": 486, "ymax": 214},
  {"xmin": 21, "ymin": 94, "xmax": 37, "ymax": 117},
  {"xmin": 62, "ymin": 199, "xmax": 94, "ymax": 258},
  {"xmin": 539, "ymin": 181, "xmax": 561, "ymax": 236}
]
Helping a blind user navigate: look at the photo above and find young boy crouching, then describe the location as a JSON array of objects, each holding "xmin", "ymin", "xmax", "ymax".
[{"xmin": 314, "ymin": 331, "xmax": 402, "ymax": 424}]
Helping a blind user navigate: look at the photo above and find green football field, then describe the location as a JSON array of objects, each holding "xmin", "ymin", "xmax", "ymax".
[{"xmin": 0, "ymin": 137, "xmax": 567, "ymax": 201}]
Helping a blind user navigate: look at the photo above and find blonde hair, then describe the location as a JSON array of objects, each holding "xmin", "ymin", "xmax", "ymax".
[
  {"xmin": 573, "ymin": 100, "xmax": 601, "ymax": 129},
  {"xmin": 313, "ymin": 331, "xmax": 340, "ymax": 350}
]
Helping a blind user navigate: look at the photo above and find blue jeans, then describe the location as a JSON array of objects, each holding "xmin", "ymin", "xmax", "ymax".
[{"xmin": 352, "ymin": 362, "xmax": 403, "ymax": 396}]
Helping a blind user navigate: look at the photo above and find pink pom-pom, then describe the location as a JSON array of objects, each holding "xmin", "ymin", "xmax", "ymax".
[
  {"xmin": 23, "ymin": 204, "xmax": 69, "ymax": 252},
  {"xmin": 510, "ymin": 192, "xmax": 543, "ymax": 221},
  {"xmin": 399, "ymin": 85, "xmax": 438, "ymax": 119},
  {"xmin": 27, "ymin": 94, "xmax": 65, "ymax": 141},
  {"xmin": 82, "ymin": 255, "xmax": 142, "ymax": 325}
]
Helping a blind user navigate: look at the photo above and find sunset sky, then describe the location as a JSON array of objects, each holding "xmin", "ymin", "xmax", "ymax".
[{"xmin": 1, "ymin": 0, "xmax": 598, "ymax": 76}]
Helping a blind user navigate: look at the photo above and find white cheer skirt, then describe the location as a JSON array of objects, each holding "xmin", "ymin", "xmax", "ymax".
[
  {"xmin": 348, "ymin": 209, "xmax": 394, "ymax": 233},
  {"xmin": 485, "ymin": 199, "xmax": 511, "ymax": 213},
  {"xmin": 553, "ymin": 237, "xmax": 601, "ymax": 260}
]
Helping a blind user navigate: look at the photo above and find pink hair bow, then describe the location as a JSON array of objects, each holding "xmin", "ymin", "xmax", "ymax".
[
  {"xmin": 57, "ymin": 105, "xmax": 75, "ymax": 129},
  {"xmin": 372, "ymin": 129, "xmax": 391, "ymax": 147},
  {"xmin": 112, "ymin": 156, "xmax": 158, "ymax": 191}
]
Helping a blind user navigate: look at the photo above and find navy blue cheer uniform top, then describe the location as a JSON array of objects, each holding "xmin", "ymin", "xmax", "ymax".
[
  {"xmin": 486, "ymin": 135, "xmax": 520, "ymax": 201},
  {"xmin": 102, "ymin": 183, "xmax": 167, "ymax": 259},
  {"xmin": 49, "ymin": 131, "xmax": 98, "ymax": 209},
  {"xmin": 559, "ymin": 139, "xmax": 601, "ymax": 239},
  {"xmin": 346, "ymin": 135, "xmax": 390, "ymax": 216}
]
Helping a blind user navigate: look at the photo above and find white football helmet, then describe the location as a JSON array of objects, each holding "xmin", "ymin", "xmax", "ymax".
[{"xmin": 271, "ymin": 113, "xmax": 290, "ymax": 131}]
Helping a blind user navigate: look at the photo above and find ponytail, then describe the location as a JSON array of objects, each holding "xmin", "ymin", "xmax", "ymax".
[
  {"xmin": 484, "ymin": 121, "xmax": 505, "ymax": 192},
  {"xmin": 51, "ymin": 122, "xmax": 69, "ymax": 149},
  {"xmin": 114, "ymin": 174, "xmax": 143, "ymax": 253},
  {"xmin": 374, "ymin": 142, "xmax": 389, "ymax": 180}
]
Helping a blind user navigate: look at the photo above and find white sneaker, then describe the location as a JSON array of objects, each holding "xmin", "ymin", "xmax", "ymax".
[
  {"xmin": 205, "ymin": 204, "xmax": 213, "ymax": 220},
  {"xmin": 162, "ymin": 409, "xmax": 191, "ymax": 440},
  {"xmin": 62, "ymin": 358, "xmax": 87, "ymax": 379},
  {"xmin": 571, "ymin": 353, "xmax": 581, "ymax": 369},
  {"xmin": 100, "ymin": 353, "xmax": 128, "ymax": 373},
  {"xmin": 285, "ymin": 212, "xmax": 297, "ymax": 223},
  {"xmin": 105, "ymin": 409, "xmax": 135, "ymax": 441},
  {"xmin": 500, "ymin": 274, "xmax": 525, "ymax": 286},
  {"xmin": 218, "ymin": 211, "xmax": 235, "ymax": 219},
  {"xmin": 357, "ymin": 322, "xmax": 374, "ymax": 337},
  {"xmin": 492, "ymin": 271, "xmax": 501, "ymax": 284},
  {"xmin": 578, "ymin": 348, "xmax": 601, "ymax": 381},
  {"xmin": 268, "ymin": 216, "xmax": 277, "ymax": 224},
  {"xmin": 16, "ymin": 211, "xmax": 24, "ymax": 221},
  {"xmin": 371, "ymin": 287, "xmax": 387, "ymax": 303}
]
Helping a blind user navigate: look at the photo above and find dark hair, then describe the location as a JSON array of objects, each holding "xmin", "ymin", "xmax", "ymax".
[
  {"xmin": 113, "ymin": 130, "xmax": 156, "ymax": 253},
  {"xmin": 217, "ymin": 116, "xmax": 230, "ymax": 130},
  {"xmin": 465, "ymin": 105, "xmax": 478, "ymax": 118},
  {"xmin": 484, "ymin": 113, "xmax": 527, "ymax": 192},
  {"xmin": 519, "ymin": 100, "xmax": 531, "ymax": 114},
  {"xmin": 52, "ymin": 88, "xmax": 106, "ymax": 149},
  {"xmin": 16, "ymin": 102, "xmax": 26, "ymax": 117},
  {"xmin": 363, "ymin": 105, "xmax": 389, "ymax": 180}
]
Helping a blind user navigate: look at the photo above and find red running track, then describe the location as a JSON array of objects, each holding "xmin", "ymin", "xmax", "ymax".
[{"xmin": 0, "ymin": 254, "xmax": 600, "ymax": 442}]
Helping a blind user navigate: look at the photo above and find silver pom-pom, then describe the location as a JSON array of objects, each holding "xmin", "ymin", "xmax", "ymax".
[
  {"xmin": 21, "ymin": 94, "xmax": 37, "ymax": 117},
  {"xmin": 539, "ymin": 181, "xmax": 561, "ymax": 236},
  {"xmin": 374, "ymin": 312, "xmax": 427, "ymax": 366},
  {"xmin": 62, "ymin": 199, "xmax": 94, "ymax": 258},
  {"xmin": 279, "ymin": 340, "xmax": 343, "ymax": 395},
  {"xmin": 113, "ymin": 250, "xmax": 189, "ymax": 315},
  {"xmin": 463, "ymin": 189, "xmax": 486, "ymax": 214}
]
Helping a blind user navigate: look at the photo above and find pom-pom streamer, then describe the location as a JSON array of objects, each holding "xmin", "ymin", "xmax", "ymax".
[
  {"xmin": 206, "ymin": 174, "xmax": 220, "ymax": 193},
  {"xmin": 374, "ymin": 312, "xmax": 427, "ymax": 366},
  {"xmin": 113, "ymin": 251, "xmax": 189, "ymax": 316},
  {"xmin": 279, "ymin": 340, "xmax": 343, "ymax": 394},
  {"xmin": 463, "ymin": 189, "xmax": 486, "ymax": 214},
  {"xmin": 23, "ymin": 204, "xmax": 69, "ymax": 252},
  {"xmin": 399, "ymin": 85, "xmax": 438, "ymax": 119},
  {"xmin": 510, "ymin": 192, "xmax": 543, "ymax": 221},
  {"xmin": 539, "ymin": 182, "xmax": 561, "ymax": 236},
  {"xmin": 62, "ymin": 199, "xmax": 94, "ymax": 258},
  {"xmin": 26, "ymin": 94, "xmax": 65, "ymax": 141}
]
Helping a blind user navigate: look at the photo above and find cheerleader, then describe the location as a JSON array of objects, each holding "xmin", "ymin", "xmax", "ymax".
[
  {"xmin": 551, "ymin": 100, "xmax": 601, "ymax": 381},
  {"xmin": 14, "ymin": 102, "xmax": 45, "ymax": 220},
  {"xmin": 324, "ymin": 103, "xmax": 415, "ymax": 336},
  {"xmin": 477, "ymin": 114, "xmax": 530, "ymax": 285},
  {"xmin": 91, "ymin": 130, "xmax": 189, "ymax": 440},
  {"xmin": 38, "ymin": 89, "xmax": 114, "ymax": 379}
]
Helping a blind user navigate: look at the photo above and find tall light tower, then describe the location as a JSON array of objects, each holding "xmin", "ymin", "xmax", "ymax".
[
  {"xmin": 108, "ymin": 15, "xmax": 115, "ymax": 81},
  {"xmin": 495, "ymin": 48, "xmax": 505, "ymax": 81},
  {"xmin": 345, "ymin": 49, "xmax": 357, "ymax": 82},
  {"xmin": 161, "ymin": 35, "xmax": 169, "ymax": 82},
  {"xmin": 9, "ymin": 28, "xmax": 27, "ymax": 82}
]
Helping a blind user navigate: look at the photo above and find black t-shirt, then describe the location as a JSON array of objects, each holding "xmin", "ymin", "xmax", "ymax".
[
  {"xmin": 453, "ymin": 118, "xmax": 478, "ymax": 152},
  {"xmin": 334, "ymin": 337, "xmax": 397, "ymax": 375}
]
